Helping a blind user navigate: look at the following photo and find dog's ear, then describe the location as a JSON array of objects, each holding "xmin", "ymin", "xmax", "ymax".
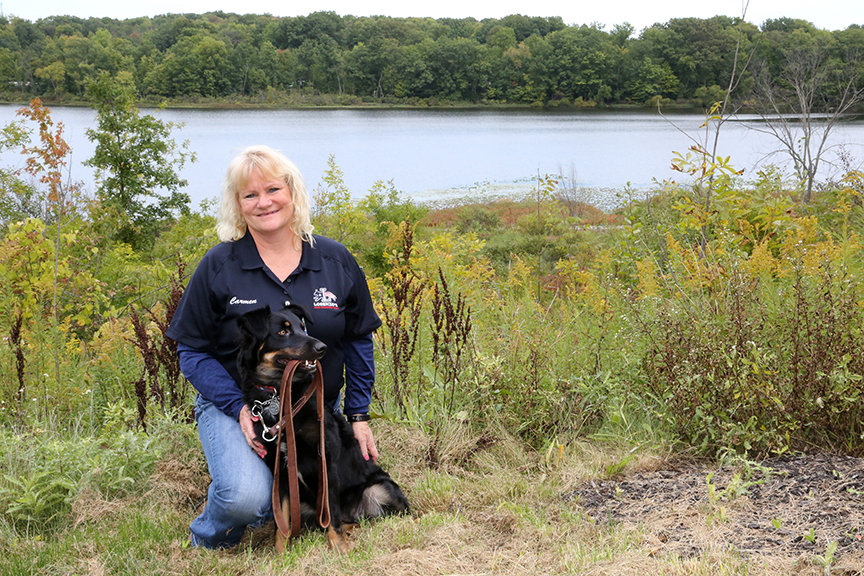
[
  {"xmin": 236, "ymin": 305, "xmax": 272, "ymax": 346},
  {"xmin": 236, "ymin": 306, "xmax": 272, "ymax": 371},
  {"xmin": 285, "ymin": 303, "xmax": 314, "ymax": 326}
]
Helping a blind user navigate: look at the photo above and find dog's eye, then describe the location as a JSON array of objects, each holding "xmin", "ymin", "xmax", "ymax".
[{"xmin": 278, "ymin": 329, "xmax": 288, "ymax": 335}]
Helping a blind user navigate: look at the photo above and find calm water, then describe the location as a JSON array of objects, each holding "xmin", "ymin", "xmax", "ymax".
[{"xmin": 1, "ymin": 105, "xmax": 863, "ymax": 209}]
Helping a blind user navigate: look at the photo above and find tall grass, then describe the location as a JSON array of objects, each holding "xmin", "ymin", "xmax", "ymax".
[{"xmin": 2, "ymin": 168, "xmax": 864, "ymax": 574}]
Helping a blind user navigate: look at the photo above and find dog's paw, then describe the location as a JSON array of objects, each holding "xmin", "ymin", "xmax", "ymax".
[{"xmin": 326, "ymin": 526, "xmax": 349, "ymax": 554}]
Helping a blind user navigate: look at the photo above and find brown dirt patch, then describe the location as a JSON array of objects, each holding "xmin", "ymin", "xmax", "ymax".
[{"xmin": 565, "ymin": 453, "xmax": 864, "ymax": 573}]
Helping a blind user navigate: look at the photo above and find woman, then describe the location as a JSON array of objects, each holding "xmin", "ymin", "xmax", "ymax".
[{"xmin": 166, "ymin": 145, "xmax": 381, "ymax": 549}]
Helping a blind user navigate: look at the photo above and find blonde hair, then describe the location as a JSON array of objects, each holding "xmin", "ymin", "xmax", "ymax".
[{"xmin": 216, "ymin": 145, "xmax": 315, "ymax": 244}]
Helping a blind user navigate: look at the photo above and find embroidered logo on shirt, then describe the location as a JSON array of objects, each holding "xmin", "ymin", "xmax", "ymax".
[
  {"xmin": 313, "ymin": 287, "xmax": 339, "ymax": 310},
  {"xmin": 229, "ymin": 297, "xmax": 258, "ymax": 305}
]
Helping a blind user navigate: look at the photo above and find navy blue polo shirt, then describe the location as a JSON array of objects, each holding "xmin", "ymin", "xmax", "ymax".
[{"xmin": 167, "ymin": 232, "xmax": 381, "ymax": 409}]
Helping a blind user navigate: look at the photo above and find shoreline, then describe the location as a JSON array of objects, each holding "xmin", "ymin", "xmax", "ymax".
[{"xmin": 0, "ymin": 94, "xmax": 708, "ymax": 113}]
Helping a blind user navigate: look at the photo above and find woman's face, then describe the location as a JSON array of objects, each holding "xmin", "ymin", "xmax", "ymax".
[{"xmin": 238, "ymin": 170, "xmax": 295, "ymax": 239}]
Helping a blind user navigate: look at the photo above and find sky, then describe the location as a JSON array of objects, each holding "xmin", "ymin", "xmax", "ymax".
[{"xmin": 1, "ymin": 0, "xmax": 862, "ymax": 33}]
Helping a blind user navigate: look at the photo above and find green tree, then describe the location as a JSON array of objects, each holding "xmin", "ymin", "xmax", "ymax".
[
  {"xmin": 267, "ymin": 11, "xmax": 345, "ymax": 50},
  {"xmin": 34, "ymin": 60, "xmax": 65, "ymax": 95},
  {"xmin": 486, "ymin": 26, "xmax": 517, "ymax": 51},
  {"xmin": 483, "ymin": 39, "xmax": 540, "ymax": 103},
  {"xmin": 636, "ymin": 17, "xmax": 748, "ymax": 99},
  {"xmin": 542, "ymin": 25, "xmax": 617, "ymax": 103},
  {"xmin": 295, "ymin": 37, "xmax": 345, "ymax": 93},
  {"xmin": 0, "ymin": 47, "xmax": 18, "ymax": 88},
  {"xmin": 629, "ymin": 56, "xmax": 680, "ymax": 102},
  {"xmin": 143, "ymin": 34, "xmax": 231, "ymax": 97},
  {"xmin": 229, "ymin": 40, "xmax": 277, "ymax": 95},
  {"xmin": 344, "ymin": 36, "xmax": 401, "ymax": 97},
  {"xmin": 55, "ymin": 29, "xmax": 134, "ymax": 96},
  {"xmin": 497, "ymin": 15, "xmax": 565, "ymax": 42},
  {"xmin": 84, "ymin": 72, "xmax": 194, "ymax": 249},
  {"xmin": 404, "ymin": 36, "xmax": 483, "ymax": 100}
]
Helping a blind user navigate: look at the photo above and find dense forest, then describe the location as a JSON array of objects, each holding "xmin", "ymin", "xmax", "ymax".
[{"xmin": 0, "ymin": 11, "xmax": 863, "ymax": 106}]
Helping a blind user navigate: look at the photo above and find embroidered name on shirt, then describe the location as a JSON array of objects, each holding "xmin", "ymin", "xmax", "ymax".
[
  {"xmin": 229, "ymin": 297, "xmax": 258, "ymax": 305},
  {"xmin": 313, "ymin": 287, "xmax": 339, "ymax": 309}
]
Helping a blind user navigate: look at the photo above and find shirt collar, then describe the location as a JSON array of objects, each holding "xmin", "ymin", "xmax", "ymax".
[
  {"xmin": 236, "ymin": 232, "xmax": 264, "ymax": 271},
  {"xmin": 235, "ymin": 232, "xmax": 322, "ymax": 272},
  {"xmin": 300, "ymin": 236, "xmax": 323, "ymax": 271}
]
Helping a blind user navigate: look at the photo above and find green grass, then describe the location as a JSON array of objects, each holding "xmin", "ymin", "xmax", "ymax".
[{"xmin": 0, "ymin": 414, "xmax": 838, "ymax": 576}]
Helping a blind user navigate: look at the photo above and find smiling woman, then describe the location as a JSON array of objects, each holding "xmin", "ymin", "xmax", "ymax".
[
  {"xmin": 217, "ymin": 146, "xmax": 313, "ymax": 246},
  {"xmin": 166, "ymin": 145, "xmax": 384, "ymax": 549},
  {"xmin": 238, "ymin": 176, "xmax": 297, "ymax": 246},
  {"xmin": 238, "ymin": 173, "xmax": 301, "ymax": 282}
]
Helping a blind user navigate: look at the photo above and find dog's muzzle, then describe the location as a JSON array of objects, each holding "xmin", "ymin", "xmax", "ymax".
[{"xmin": 279, "ymin": 359, "xmax": 318, "ymax": 371}]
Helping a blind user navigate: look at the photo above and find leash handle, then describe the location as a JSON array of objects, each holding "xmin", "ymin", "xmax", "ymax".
[
  {"xmin": 271, "ymin": 360, "xmax": 331, "ymax": 542},
  {"xmin": 316, "ymin": 378, "xmax": 331, "ymax": 530},
  {"xmin": 272, "ymin": 360, "xmax": 301, "ymax": 540}
]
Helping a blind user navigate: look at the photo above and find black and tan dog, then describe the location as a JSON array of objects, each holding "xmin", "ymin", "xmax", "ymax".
[{"xmin": 236, "ymin": 304, "xmax": 409, "ymax": 552}]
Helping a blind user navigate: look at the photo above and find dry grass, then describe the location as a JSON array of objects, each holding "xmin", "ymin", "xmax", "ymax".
[
  {"xmin": 71, "ymin": 489, "xmax": 128, "ymax": 529},
  {"xmin": 31, "ymin": 421, "xmax": 862, "ymax": 576}
]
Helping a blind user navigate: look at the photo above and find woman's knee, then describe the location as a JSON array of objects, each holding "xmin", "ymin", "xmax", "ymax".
[{"xmin": 210, "ymin": 475, "xmax": 271, "ymax": 520}]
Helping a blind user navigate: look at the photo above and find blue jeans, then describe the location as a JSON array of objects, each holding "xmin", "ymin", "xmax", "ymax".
[{"xmin": 190, "ymin": 395, "xmax": 273, "ymax": 548}]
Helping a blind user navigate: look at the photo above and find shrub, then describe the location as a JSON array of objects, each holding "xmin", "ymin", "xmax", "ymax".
[{"xmin": 623, "ymin": 183, "xmax": 864, "ymax": 456}]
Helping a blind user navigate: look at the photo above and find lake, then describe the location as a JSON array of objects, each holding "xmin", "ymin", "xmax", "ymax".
[{"xmin": 1, "ymin": 105, "xmax": 863, "ymax": 210}]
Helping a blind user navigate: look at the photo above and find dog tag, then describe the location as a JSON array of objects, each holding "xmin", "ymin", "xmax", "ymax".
[{"xmin": 262, "ymin": 397, "xmax": 281, "ymax": 421}]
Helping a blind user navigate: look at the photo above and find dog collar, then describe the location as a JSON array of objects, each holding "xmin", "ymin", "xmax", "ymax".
[{"xmin": 256, "ymin": 385, "xmax": 278, "ymax": 395}]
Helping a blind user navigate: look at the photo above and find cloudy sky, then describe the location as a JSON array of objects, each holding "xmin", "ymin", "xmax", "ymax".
[{"xmin": 2, "ymin": 0, "xmax": 862, "ymax": 33}]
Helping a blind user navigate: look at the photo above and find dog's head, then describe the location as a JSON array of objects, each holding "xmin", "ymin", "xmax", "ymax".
[{"xmin": 236, "ymin": 304, "xmax": 327, "ymax": 385}]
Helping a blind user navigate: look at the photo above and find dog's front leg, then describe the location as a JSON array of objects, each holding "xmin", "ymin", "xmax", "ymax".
[{"xmin": 324, "ymin": 454, "xmax": 349, "ymax": 554}]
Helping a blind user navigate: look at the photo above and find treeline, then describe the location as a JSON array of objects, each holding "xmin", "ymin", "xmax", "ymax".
[{"xmin": 1, "ymin": 11, "xmax": 863, "ymax": 106}]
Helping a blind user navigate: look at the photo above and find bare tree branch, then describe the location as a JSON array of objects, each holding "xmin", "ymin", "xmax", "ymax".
[{"xmin": 748, "ymin": 46, "xmax": 864, "ymax": 202}]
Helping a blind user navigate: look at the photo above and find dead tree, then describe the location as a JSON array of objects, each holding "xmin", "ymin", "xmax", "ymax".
[{"xmin": 748, "ymin": 47, "xmax": 864, "ymax": 203}]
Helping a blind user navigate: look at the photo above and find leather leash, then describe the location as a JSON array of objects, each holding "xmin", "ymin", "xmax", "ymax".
[{"xmin": 271, "ymin": 359, "xmax": 331, "ymax": 541}]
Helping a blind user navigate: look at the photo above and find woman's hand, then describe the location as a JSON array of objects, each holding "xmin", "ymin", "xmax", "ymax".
[
  {"xmin": 239, "ymin": 404, "xmax": 267, "ymax": 458},
  {"xmin": 351, "ymin": 421, "xmax": 379, "ymax": 462}
]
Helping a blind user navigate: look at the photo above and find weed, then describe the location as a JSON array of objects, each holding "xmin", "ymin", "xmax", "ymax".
[
  {"xmin": 7, "ymin": 310, "xmax": 24, "ymax": 412},
  {"xmin": 772, "ymin": 517, "xmax": 782, "ymax": 530},
  {"xmin": 605, "ymin": 450, "xmax": 637, "ymax": 478},
  {"xmin": 724, "ymin": 472, "xmax": 760, "ymax": 500},
  {"xmin": 706, "ymin": 472, "xmax": 719, "ymax": 505},
  {"xmin": 0, "ymin": 422, "xmax": 163, "ymax": 535},
  {"xmin": 813, "ymin": 539, "xmax": 838, "ymax": 574},
  {"xmin": 127, "ymin": 257, "xmax": 188, "ymax": 429},
  {"xmin": 429, "ymin": 266, "xmax": 473, "ymax": 417},
  {"xmin": 0, "ymin": 470, "xmax": 75, "ymax": 528},
  {"xmin": 707, "ymin": 506, "xmax": 730, "ymax": 524},
  {"xmin": 378, "ymin": 217, "xmax": 424, "ymax": 418}
]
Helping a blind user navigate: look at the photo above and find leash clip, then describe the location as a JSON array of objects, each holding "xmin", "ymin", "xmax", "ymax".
[
  {"xmin": 262, "ymin": 424, "xmax": 278, "ymax": 443},
  {"xmin": 252, "ymin": 396, "xmax": 280, "ymax": 442}
]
